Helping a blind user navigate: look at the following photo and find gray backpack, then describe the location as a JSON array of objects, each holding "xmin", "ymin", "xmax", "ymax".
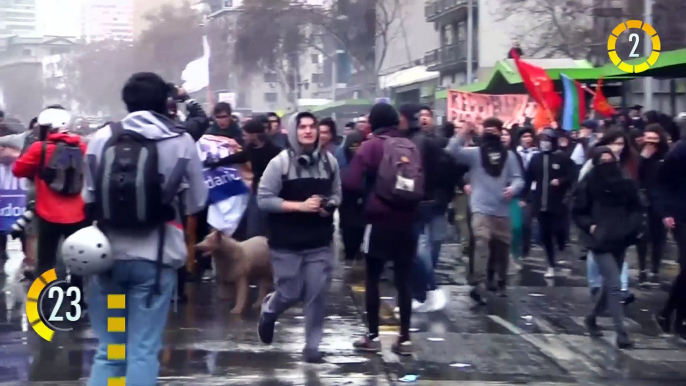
[
  {"xmin": 39, "ymin": 141, "xmax": 84, "ymax": 195},
  {"xmin": 374, "ymin": 135, "xmax": 424, "ymax": 207}
]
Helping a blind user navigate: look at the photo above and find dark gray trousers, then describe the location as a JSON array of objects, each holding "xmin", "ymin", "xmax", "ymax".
[
  {"xmin": 262, "ymin": 246, "xmax": 333, "ymax": 351},
  {"xmin": 590, "ymin": 251, "xmax": 626, "ymax": 335}
]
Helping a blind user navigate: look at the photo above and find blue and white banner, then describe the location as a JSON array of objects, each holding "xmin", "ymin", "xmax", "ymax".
[
  {"xmin": 0, "ymin": 149, "xmax": 27, "ymax": 233},
  {"xmin": 197, "ymin": 135, "xmax": 249, "ymax": 235}
]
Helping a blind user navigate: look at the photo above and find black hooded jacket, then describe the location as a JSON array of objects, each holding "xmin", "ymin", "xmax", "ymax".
[
  {"xmin": 572, "ymin": 147, "xmax": 644, "ymax": 253},
  {"xmin": 525, "ymin": 151, "xmax": 575, "ymax": 215},
  {"xmin": 406, "ymin": 126, "xmax": 456, "ymax": 209},
  {"xmin": 524, "ymin": 131, "xmax": 575, "ymax": 215}
]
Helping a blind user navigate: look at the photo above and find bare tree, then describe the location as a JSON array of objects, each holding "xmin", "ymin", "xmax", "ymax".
[
  {"xmin": 134, "ymin": 3, "xmax": 205, "ymax": 81},
  {"xmin": 496, "ymin": 0, "xmax": 614, "ymax": 61},
  {"xmin": 61, "ymin": 3, "xmax": 206, "ymax": 115},
  {"xmin": 497, "ymin": 0, "xmax": 686, "ymax": 64},
  {"xmin": 231, "ymin": 0, "xmax": 405, "ymax": 100}
]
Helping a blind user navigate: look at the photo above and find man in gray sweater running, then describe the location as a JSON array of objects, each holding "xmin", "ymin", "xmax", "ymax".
[{"xmin": 446, "ymin": 117, "xmax": 524, "ymax": 303}]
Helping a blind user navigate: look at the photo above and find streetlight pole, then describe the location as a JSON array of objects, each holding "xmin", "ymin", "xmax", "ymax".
[
  {"xmin": 643, "ymin": 0, "xmax": 653, "ymax": 109},
  {"xmin": 466, "ymin": 0, "xmax": 473, "ymax": 84}
]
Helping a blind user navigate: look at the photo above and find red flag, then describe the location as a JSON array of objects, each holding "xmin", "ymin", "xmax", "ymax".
[
  {"xmin": 510, "ymin": 49, "xmax": 562, "ymax": 117},
  {"xmin": 592, "ymin": 78, "xmax": 617, "ymax": 117}
]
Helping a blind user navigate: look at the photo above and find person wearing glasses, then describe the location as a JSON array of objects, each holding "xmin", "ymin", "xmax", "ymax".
[
  {"xmin": 208, "ymin": 102, "xmax": 243, "ymax": 145},
  {"xmin": 267, "ymin": 112, "xmax": 288, "ymax": 149}
]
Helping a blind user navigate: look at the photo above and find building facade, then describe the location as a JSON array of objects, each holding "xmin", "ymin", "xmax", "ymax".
[
  {"xmin": 0, "ymin": 35, "xmax": 77, "ymax": 119},
  {"xmin": 81, "ymin": 0, "xmax": 135, "ymax": 43},
  {"xmin": 36, "ymin": 0, "xmax": 81, "ymax": 38},
  {"xmin": 0, "ymin": 0, "xmax": 38, "ymax": 36}
]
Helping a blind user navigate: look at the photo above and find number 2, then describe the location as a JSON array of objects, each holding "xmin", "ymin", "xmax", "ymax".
[
  {"xmin": 48, "ymin": 287, "xmax": 64, "ymax": 321},
  {"xmin": 629, "ymin": 33, "xmax": 640, "ymax": 58}
]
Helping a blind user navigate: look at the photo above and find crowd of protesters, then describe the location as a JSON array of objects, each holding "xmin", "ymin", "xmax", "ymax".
[{"xmin": 0, "ymin": 74, "xmax": 685, "ymax": 385}]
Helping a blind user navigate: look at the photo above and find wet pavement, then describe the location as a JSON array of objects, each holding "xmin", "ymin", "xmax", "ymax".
[{"xmin": 1, "ymin": 235, "xmax": 685, "ymax": 385}]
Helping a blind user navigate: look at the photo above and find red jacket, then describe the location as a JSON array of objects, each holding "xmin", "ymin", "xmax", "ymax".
[{"xmin": 12, "ymin": 132, "xmax": 87, "ymax": 224}]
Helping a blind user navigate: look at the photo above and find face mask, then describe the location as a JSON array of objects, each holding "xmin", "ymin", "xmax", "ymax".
[
  {"xmin": 482, "ymin": 132, "xmax": 500, "ymax": 144},
  {"xmin": 540, "ymin": 140, "xmax": 552, "ymax": 152}
]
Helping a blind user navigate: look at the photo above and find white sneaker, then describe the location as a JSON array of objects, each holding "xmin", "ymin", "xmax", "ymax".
[
  {"xmin": 544, "ymin": 267, "xmax": 555, "ymax": 278},
  {"xmin": 412, "ymin": 299, "xmax": 429, "ymax": 312},
  {"xmin": 429, "ymin": 289, "xmax": 447, "ymax": 312}
]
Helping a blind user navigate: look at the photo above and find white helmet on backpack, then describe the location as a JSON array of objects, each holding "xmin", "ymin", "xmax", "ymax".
[{"xmin": 61, "ymin": 224, "xmax": 113, "ymax": 276}]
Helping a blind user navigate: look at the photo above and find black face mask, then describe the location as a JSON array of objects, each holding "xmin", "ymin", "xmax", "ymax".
[{"xmin": 482, "ymin": 132, "xmax": 500, "ymax": 144}]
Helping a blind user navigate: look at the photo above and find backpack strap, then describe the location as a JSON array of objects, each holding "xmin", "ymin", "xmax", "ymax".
[
  {"xmin": 321, "ymin": 152, "xmax": 333, "ymax": 179},
  {"xmin": 146, "ymin": 223, "xmax": 166, "ymax": 307},
  {"xmin": 38, "ymin": 140, "xmax": 48, "ymax": 178}
]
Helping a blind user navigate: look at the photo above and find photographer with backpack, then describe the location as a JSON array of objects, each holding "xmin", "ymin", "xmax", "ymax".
[
  {"xmin": 344, "ymin": 103, "xmax": 423, "ymax": 356},
  {"xmin": 12, "ymin": 106, "xmax": 87, "ymax": 293},
  {"xmin": 82, "ymin": 72, "xmax": 207, "ymax": 386}
]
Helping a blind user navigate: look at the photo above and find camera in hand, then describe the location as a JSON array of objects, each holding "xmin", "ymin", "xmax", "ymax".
[{"xmin": 319, "ymin": 196, "xmax": 337, "ymax": 214}]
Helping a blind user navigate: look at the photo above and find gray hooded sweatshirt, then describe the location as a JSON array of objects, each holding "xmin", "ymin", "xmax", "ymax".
[
  {"xmin": 82, "ymin": 111, "xmax": 208, "ymax": 269},
  {"xmin": 257, "ymin": 112, "xmax": 341, "ymax": 251}
]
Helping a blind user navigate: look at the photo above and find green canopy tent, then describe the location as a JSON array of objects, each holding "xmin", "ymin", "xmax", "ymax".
[{"xmin": 602, "ymin": 48, "xmax": 686, "ymax": 79}]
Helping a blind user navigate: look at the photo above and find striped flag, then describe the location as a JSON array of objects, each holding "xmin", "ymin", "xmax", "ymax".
[{"xmin": 560, "ymin": 73, "xmax": 586, "ymax": 131}]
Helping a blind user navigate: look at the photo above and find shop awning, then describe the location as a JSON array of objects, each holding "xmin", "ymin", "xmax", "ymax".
[{"xmin": 379, "ymin": 66, "xmax": 439, "ymax": 90}]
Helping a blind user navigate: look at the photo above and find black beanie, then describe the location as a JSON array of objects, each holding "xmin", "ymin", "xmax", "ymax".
[{"xmin": 368, "ymin": 103, "xmax": 399, "ymax": 131}]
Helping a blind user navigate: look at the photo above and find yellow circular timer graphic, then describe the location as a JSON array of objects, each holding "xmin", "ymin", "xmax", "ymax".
[
  {"xmin": 607, "ymin": 20, "xmax": 660, "ymax": 74},
  {"xmin": 26, "ymin": 268, "xmax": 83, "ymax": 341}
]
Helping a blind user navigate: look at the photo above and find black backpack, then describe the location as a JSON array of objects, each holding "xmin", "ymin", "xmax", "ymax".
[
  {"xmin": 39, "ymin": 140, "xmax": 84, "ymax": 195},
  {"xmin": 93, "ymin": 122, "xmax": 174, "ymax": 229},
  {"xmin": 93, "ymin": 122, "xmax": 179, "ymax": 305}
]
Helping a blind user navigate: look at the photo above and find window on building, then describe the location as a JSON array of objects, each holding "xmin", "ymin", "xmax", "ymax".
[
  {"xmin": 311, "ymin": 54, "xmax": 319, "ymax": 64},
  {"xmin": 223, "ymin": 0, "xmax": 233, "ymax": 9},
  {"xmin": 264, "ymin": 92, "xmax": 278, "ymax": 103},
  {"xmin": 263, "ymin": 72, "xmax": 278, "ymax": 83},
  {"xmin": 311, "ymin": 73, "xmax": 322, "ymax": 84},
  {"xmin": 22, "ymin": 48, "xmax": 32, "ymax": 56}
]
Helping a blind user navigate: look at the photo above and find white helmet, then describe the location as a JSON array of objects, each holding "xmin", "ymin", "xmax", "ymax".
[
  {"xmin": 61, "ymin": 224, "xmax": 113, "ymax": 276},
  {"xmin": 37, "ymin": 107, "xmax": 71, "ymax": 132}
]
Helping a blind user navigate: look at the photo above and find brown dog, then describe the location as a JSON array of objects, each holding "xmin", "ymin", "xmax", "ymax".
[{"xmin": 196, "ymin": 231, "xmax": 273, "ymax": 314}]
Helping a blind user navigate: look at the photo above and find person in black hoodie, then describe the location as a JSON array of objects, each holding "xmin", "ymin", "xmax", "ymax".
[
  {"xmin": 654, "ymin": 122, "xmax": 686, "ymax": 341},
  {"xmin": 636, "ymin": 123, "xmax": 670, "ymax": 287},
  {"xmin": 205, "ymin": 117, "xmax": 283, "ymax": 237},
  {"xmin": 397, "ymin": 104, "xmax": 451, "ymax": 312},
  {"xmin": 335, "ymin": 130, "xmax": 366, "ymax": 264},
  {"xmin": 573, "ymin": 146, "xmax": 643, "ymax": 349},
  {"xmin": 525, "ymin": 128, "xmax": 575, "ymax": 278}
]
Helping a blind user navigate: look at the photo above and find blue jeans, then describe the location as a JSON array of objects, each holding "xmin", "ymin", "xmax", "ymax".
[
  {"xmin": 587, "ymin": 251, "xmax": 629, "ymax": 292},
  {"xmin": 413, "ymin": 211, "xmax": 447, "ymax": 302},
  {"xmin": 87, "ymin": 260, "xmax": 176, "ymax": 386}
]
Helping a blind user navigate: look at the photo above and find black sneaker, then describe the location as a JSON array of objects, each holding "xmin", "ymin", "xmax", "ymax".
[
  {"xmin": 616, "ymin": 333, "xmax": 634, "ymax": 349},
  {"xmin": 391, "ymin": 339, "xmax": 413, "ymax": 356},
  {"xmin": 486, "ymin": 280, "xmax": 497, "ymax": 292},
  {"xmin": 638, "ymin": 271, "xmax": 649, "ymax": 288},
  {"xmin": 585, "ymin": 315, "xmax": 603, "ymax": 337},
  {"xmin": 621, "ymin": 292, "xmax": 635, "ymax": 306},
  {"xmin": 303, "ymin": 348, "xmax": 325, "ymax": 363},
  {"xmin": 496, "ymin": 281, "xmax": 508, "ymax": 298},
  {"xmin": 257, "ymin": 314, "xmax": 276, "ymax": 345},
  {"xmin": 353, "ymin": 334, "xmax": 382, "ymax": 352},
  {"xmin": 654, "ymin": 313, "xmax": 671, "ymax": 335},
  {"xmin": 469, "ymin": 286, "xmax": 487, "ymax": 306}
]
